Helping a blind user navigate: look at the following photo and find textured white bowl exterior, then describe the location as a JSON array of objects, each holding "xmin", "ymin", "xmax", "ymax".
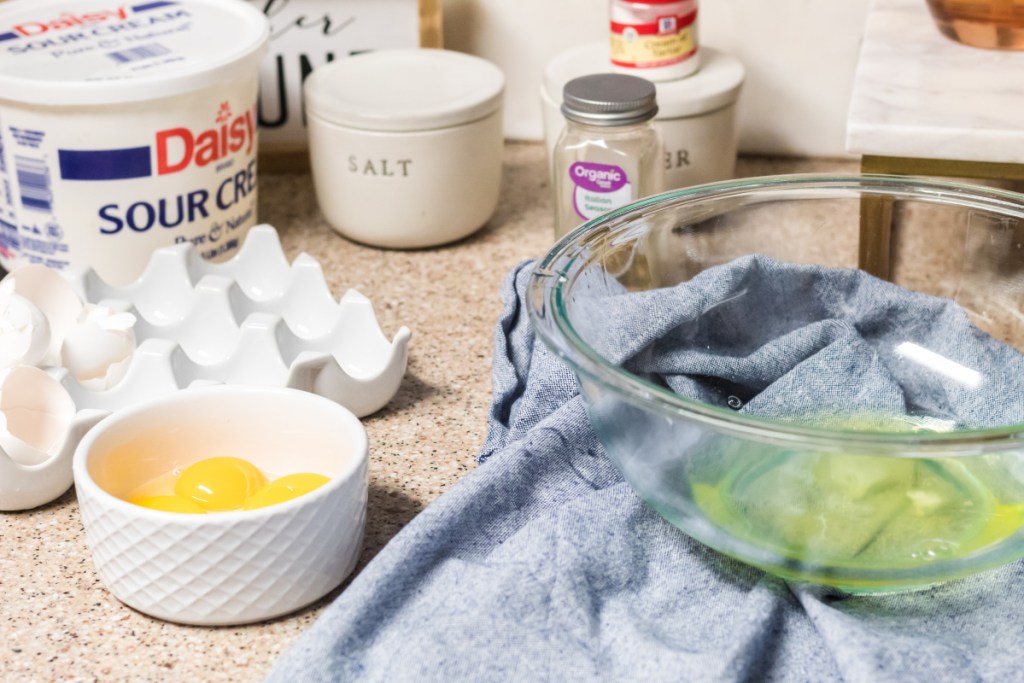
[
  {"xmin": 76, "ymin": 474, "xmax": 366, "ymax": 625},
  {"xmin": 73, "ymin": 386, "xmax": 368, "ymax": 625}
]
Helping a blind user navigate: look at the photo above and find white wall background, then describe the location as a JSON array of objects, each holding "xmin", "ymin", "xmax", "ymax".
[{"xmin": 444, "ymin": 0, "xmax": 871, "ymax": 158}]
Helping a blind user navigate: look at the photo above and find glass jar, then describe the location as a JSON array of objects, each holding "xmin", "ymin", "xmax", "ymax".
[{"xmin": 553, "ymin": 73, "xmax": 663, "ymax": 239}]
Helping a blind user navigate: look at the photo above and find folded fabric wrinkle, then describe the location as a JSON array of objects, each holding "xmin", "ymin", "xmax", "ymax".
[{"xmin": 267, "ymin": 259, "xmax": 1024, "ymax": 683}]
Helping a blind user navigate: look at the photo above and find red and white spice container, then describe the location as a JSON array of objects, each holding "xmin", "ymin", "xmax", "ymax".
[
  {"xmin": 304, "ymin": 49, "xmax": 505, "ymax": 249},
  {"xmin": 610, "ymin": 0, "xmax": 700, "ymax": 81},
  {"xmin": 0, "ymin": 0, "xmax": 270, "ymax": 286}
]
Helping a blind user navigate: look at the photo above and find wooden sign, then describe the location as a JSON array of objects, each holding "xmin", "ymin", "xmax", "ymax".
[{"xmin": 247, "ymin": 0, "xmax": 443, "ymax": 170}]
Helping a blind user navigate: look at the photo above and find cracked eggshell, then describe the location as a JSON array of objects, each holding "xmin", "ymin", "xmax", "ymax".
[
  {"xmin": 61, "ymin": 304, "xmax": 137, "ymax": 390},
  {"xmin": 1, "ymin": 265, "xmax": 84, "ymax": 365},
  {"xmin": 0, "ymin": 365, "xmax": 77, "ymax": 466},
  {"xmin": 0, "ymin": 291, "xmax": 50, "ymax": 369}
]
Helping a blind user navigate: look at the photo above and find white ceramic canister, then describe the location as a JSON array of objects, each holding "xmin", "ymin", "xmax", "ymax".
[
  {"xmin": 541, "ymin": 43, "xmax": 744, "ymax": 191},
  {"xmin": 0, "ymin": 0, "xmax": 270, "ymax": 287},
  {"xmin": 304, "ymin": 49, "xmax": 505, "ymax": 249}
]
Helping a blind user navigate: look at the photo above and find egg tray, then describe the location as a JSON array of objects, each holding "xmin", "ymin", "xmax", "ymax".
[{"xmin": 55, "ymin": 225, "xmax": 411, "ymax": 418}]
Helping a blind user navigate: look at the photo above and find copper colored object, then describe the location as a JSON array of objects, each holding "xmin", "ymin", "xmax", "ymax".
[{"xmin": 926, "ymin": 0, "xmax": 1024, "ymax": 49}]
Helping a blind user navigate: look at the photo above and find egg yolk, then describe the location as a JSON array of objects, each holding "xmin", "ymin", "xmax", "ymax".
[
  {"xmin": 131, "ymin": 495, "xmax": 208, "ymax": 514},
  {"xmin": 174, "ymin": 457, "xmax": 267, "ymax": 512},
  {"xmin": 243, "ymin": 473, "xmax": 331, "ymax": 510},
  {"xmin": 125, "ymin": 457, "xmax": 330, "ymax": 513}
]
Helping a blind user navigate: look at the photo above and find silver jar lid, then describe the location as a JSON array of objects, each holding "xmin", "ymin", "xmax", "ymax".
[{"xmin": 561, "ymin": 73, "xmax": 658, "ymax": 127}]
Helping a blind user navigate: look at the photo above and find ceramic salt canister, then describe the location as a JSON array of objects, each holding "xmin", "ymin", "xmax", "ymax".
[{"xmin": 304, "ymin": 49, "xmax": 505, "ymax": 248}]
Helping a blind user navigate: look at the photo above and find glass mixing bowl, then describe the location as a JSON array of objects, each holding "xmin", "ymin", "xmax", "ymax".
[{"xmin": 528, "ymin": 174, "xmax": 1024, "ymax": 592}]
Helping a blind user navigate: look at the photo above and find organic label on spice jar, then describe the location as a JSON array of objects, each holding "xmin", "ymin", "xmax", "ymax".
[{"xmin": 569, "ymin": 161, "xmax": 634, "ymax": 220}]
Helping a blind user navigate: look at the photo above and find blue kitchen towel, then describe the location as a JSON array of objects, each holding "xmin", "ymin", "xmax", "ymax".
[{"xmin": 267, "ymin": 258, "xmax": 1024, "ymax": 683}]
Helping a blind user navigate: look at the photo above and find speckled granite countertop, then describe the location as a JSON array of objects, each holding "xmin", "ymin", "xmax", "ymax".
[{"xmin": 0, "ymin": 143, "xmax": 856, "ymax": 682}]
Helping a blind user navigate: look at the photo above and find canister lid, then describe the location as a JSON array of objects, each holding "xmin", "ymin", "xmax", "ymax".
[
  {"xmin": 544, "ymin": 43, "xmax": 745, "ymax": 119},
  {"xmin": 304, "ymin": 49, "xmax": 505, "ymax": 132},
  {"xmin": 561, "ymin": 74, "xmax": 658, "ymax": 127},
  {"xmin": 0, "ymin": 0, "xmax": 269, "ymax": 106}
]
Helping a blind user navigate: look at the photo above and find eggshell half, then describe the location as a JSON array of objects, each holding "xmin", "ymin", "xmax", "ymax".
[{"xmin": 0, "ymin": 365, "xmax": 77, "ymax": 466}]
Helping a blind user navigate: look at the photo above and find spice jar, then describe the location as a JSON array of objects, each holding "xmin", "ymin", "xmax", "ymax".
[
  {"xmin": 542, "ymin": 43, "xmax": 744, "ymax": 192},
  {"xmin": 553, "ymin": 74, "xmax": 663, "ymax": 238},
  {"xmin": 610, "ymin": 0, "xmax": 700, "ymax": 81}
]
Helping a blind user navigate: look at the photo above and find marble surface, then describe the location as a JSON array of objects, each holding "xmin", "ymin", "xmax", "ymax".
[
  {"xmin": 0, "ymin": 146, "xmax": 857, "ymax": 683},
  {"xmin": 846, "ymin": 0, "xmax": 1024, "ymax": 163}
]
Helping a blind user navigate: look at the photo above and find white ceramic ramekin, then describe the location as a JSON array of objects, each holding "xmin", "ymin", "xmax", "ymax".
[
  {"xmin": 72, "ymin": 385, "xmax": 368, "ymax": 626},
  {"xmin": 304, "ymin": 49, "xmax": 505, "ymax": 248}
]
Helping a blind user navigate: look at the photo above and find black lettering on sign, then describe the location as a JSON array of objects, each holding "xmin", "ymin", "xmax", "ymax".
[{"xmin": 259, "ymin": 0, "xmax": 357, "ymax": 39}]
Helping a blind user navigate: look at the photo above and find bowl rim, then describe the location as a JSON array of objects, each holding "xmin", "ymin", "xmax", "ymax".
[
  {"xmin": 528, "ymin": 173, "xmax": 1024, "ymax": 455},
  {"xmin": 72, "ymin": 384, "xmax": 369, "ymax": 523}
]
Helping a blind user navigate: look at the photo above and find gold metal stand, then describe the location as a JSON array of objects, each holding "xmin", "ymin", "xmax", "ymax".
[
  {"xmin": 858, "ymin": 154, "xmax": 1024, "ymax": 279},
  {"xmin": 419, "ymin": 0, "xmax": 445, "ymax": 48}
]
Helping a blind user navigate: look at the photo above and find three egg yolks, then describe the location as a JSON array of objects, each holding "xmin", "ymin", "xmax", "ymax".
[{"xmin": 128, "ymin": 457, "xmax": 329, "ymax": 514}]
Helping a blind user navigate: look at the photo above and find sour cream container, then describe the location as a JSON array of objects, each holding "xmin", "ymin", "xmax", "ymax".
[{"xmin": 0, "ymin": 0, "xmax": 270, "ymax": 286}]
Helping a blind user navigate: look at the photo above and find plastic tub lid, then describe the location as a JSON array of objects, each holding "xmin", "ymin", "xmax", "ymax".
[
  {"xmin": 304, "ymin": 49, "xmax": 505, "ymax": 132},
  {"xmin": 0, "ymin": 0, "xmax": 270, "ymax": 106},
  {"xmin": 544, "ymin": 43, "xmax": 744, "ymax": 119}
]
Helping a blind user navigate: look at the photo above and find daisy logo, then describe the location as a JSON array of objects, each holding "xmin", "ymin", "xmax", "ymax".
[
  {"xmin": 215, "ymin": 102, "xmax": 232, "ymax": 125},
  {"xmin": 156, "ymin": 103, "xmax": 255, "ymax": 175}
]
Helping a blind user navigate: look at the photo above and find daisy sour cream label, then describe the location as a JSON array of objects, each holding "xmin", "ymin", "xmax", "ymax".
[{"xmin": 0, "ymin": 0, "xmax": 269, "ymax": 285}]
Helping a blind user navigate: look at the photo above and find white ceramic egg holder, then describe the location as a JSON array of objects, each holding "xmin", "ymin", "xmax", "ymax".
[
  {"xmin": 1, "ymin": 225, "xmax": 410, "ymax": 510},
  {"xmin": 59, "ymin": 226, "xmax": 411, "ymax": 417}
]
